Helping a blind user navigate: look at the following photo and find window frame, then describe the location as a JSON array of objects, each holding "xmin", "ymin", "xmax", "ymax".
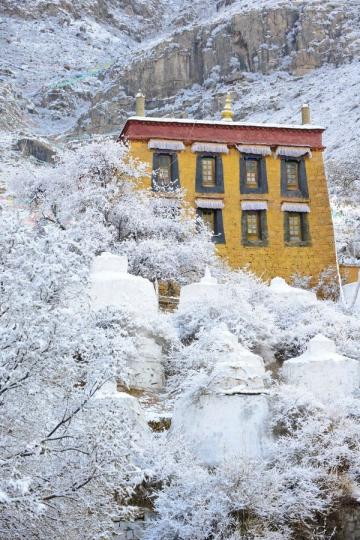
[
  {"xmin": 152, "ymin": 151, "xmax": 180, "ymax": 191},
  {"xmin": 284, "ymin": 211, "xmax": 311, "ymax": 246},
  {"xmin": 197, "ymin": 207, "xmax": 225, "ymax": 244},
  {"xmin": 195, "ymin": 153, "xmax": 224, "ymax": 194},
  {"xmin": 280, "ymin": 157, "xmax": 309, "ymax": 198},
  {"xmin": 240, "ymin": 154, "xmax": 268, "ymax": 194},
  {"xmin": 241, "ymin": 209, "xmax": 268, "ymax": 247}
]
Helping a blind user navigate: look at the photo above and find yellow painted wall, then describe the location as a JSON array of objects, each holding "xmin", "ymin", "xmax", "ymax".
[
  {"xmin": 129, "ymin": 140, "xmax": 337, "ymax": 284},
  {"xmin": 339, "ymin": 264, "xmax": 360, "ymax": 285}
]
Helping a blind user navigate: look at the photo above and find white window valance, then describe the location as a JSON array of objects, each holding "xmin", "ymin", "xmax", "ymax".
[
  {"xmin": 191, "ymin": 142, "xmax": 229, "ymax": 154},
  {"xmin": 148, "ymin": 139, "xmax": 185, "ymax": 151},
  {"xmin": 241, "ymin": 201, "xmax": 268, "ymax": 211},
  {"xmin": 276, "ymin": 146, "xmax": 312, "ymax": 158},
  {"xmin": 281, "ymin": 203, "xmax": 310, "ymax": 213},
  {"xmin": 236, "ymin": 145, "xmax": 272, "ymax": 156},
  {"xmin": 196, "ymin": 198, "xmax": 224, "ymax": 209}
]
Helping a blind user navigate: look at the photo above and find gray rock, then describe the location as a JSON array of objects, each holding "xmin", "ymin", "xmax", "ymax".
[{"xmin": 15, "ymin": 138, "xmax": 56, "ymax": 163}]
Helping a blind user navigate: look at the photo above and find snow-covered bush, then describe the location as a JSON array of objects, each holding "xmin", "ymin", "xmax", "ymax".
[
  {"xmin": 10, "ymin": 139, "xmax": 216, "ymax": 284},
  {"xmin": 173, "ymin": 269, "xmax": 276, "ymax": 348},
  {"xmin": 0, "ymin": 207, "xmax": 153, "ymax": 538},
  {"xmin": 328, "ymin": 152, "xmax": 360, "ymax": 264},
  {"xmin": 265, "ymin": 290, "xmax": 360, "ymax": 361},
  {"xmin": 144, "ymin": 383, "xmax": 360, "ymax": 540}
]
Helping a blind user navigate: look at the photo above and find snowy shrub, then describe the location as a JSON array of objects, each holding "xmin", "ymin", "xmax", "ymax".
[
  {"xmin": 0, "ymin": 207, "xmax": 154, "ymax": 538},
  {"xmin": 10, "ymin": 139, "xmax": 216, "ymax": 284},
  {"xmin": 174, "ymin": 270, "xmax": 276, "ymax": 348},
  {"xmin": 265, "ymin": 290, "xmax": 360, "ymax": 361},
  {"xmin": 144, "ymin": 383, "xmax": 360, "ymax": 540},
  {"xmin": 145, "ymin": 437, "xmax": 332, "ymax": 540},
  {"xmin": 290, "ymin": 272, "xmax": 312, "ymax": 290},
  {"xmin": 328, "ymin": 151, "xmax": 360, "ymax": 264}
]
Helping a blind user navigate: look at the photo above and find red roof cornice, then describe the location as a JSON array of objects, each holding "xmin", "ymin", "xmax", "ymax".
[{"xmin": 119, "ymin": 118, "xmax": 325, "ymax": 149}]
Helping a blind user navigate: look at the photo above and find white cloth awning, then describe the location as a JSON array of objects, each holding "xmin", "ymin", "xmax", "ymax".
[
  {"xmin": 241, "ymin": 201, "xmax": 268, "ymax": 211},
  {"xmin": 281, "ymin": 203, "xmax": 310, "ymax": 213},
  {"xmin": 276, "ymin": 146, "xmax": 312, "ymax": 158},
  {"xmin": 191, "ymin": 142, "xmax": 229, "ymax": 154},
  {"xmin": 196, "ymin": 198, "xmax": 224, "ymax": 209},
  {"xmin": 148, "ymin": 139, "xmax": 185, "ymax": 151},
  {"xmin": 236, "ymin": 145, "xmax": 272, "ymax": 156}
]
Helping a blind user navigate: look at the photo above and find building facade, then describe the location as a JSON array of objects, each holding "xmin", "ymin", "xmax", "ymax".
[{"xmin": 119, "ymin": 106, "xmax": 337, "ymax": 284}]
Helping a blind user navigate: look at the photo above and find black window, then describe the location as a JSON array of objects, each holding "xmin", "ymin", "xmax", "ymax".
[
  {"xmin": 240, "ymin": 154, "xmax": 268, "ymax": 194},
  {"xmin": 152, "ymin": 152, "xmax": 180, "ymax": 190},
  {"xmin": 284, "ymin": 212, "xmax": 311, "ymax": 246},
  {"xmin": 197, "ymin": 208, "xmax": 225, "ymax": 244},
  {"xmin": 241, "ymin": 210, "xmax": 268, "ymax": 246},
  {"xmin": 281, "ymin": 157, "xmax": 308, "ymax": 198},
  {"xmin": 196, "ymin": 154, "xmax": 224, "ymax": 193}
]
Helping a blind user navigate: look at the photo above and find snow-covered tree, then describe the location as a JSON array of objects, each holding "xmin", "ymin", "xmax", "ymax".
[
  {"xmin": 10, "ymin": 139, "xmax": 216, "ymax": 284},
  {"xmin": 0, "ymin": 207, "xmax": 152, "ymax": 538}
]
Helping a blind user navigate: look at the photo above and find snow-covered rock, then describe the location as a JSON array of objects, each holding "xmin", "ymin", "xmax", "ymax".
[
  {"xmin": 171, "ymin": 328, "xmax": 271, "ymax": 465},
  {"xmin": 269, "ymin": 276, "xmax": 317, "ymax": 302},
  {"xmin": 178, "ymin": 267, "xmax": 223, "ymax": 308},
  {"xmin": 89, "ymin": 252, "xmax": 158, "ymax": 318},
  {"xmin": 281, "ymin": 334, "xmax": 360, "ymax": 401},
  {"xmin": 126, "ymin": 335, "xmax": 165, "ymax": 391}
]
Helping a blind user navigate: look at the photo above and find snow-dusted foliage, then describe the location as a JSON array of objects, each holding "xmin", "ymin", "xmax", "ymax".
[
  {"xmin": 144, "ymin": 384, "xmax": 360, "ymax": 540},
  {"xmin": 10, "ymin": 139, "xmax": 215, "ymax": 284},
  {"xmin": 174, "ymin": 269, "xmax": 275, "ymax": 347},
  {"xmin": 0, "ymin": 206, "xmax": 156, "ymax": 538},
  {"xmin": 328, "ymin": 151, "xmax": 360, "ymax": 265}
]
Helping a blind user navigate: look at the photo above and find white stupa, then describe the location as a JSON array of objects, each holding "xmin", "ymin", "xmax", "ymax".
[
  {"xmin": 178, "ymin": 267, "xmax": 223, "ymax": 309},
  {"xmin": 281, "ymin": 334, "xmax": 360, "ymax": 401},
  {"xmin": 89, "ymin": 252, "xmax": 158, "ymax": 318},
  {"xmin": 89, "ymin": 253, "xmax": 164, "ymax": 391},
  {"xmin": 170, "ymin": 327, "xmax": 271, "ymax": 466},
  {"xmin": 269, "ymin": 276, "xmax": 317, "ymax": 302}
]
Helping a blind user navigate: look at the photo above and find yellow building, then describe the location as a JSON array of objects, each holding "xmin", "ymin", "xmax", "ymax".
[{"xmin": 119, "ymin": 98, "xmax": 337, "ymax": 284}]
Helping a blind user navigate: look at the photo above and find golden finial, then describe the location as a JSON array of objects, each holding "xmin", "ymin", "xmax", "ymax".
[{"xmin": 221, "ymin": 93, "xmax": 234, "ymax": 122}]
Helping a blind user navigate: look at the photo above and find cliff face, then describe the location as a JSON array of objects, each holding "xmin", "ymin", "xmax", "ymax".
[{"xmin": 114, "ymin": 3, "xmax": 356, "ymax": 98}]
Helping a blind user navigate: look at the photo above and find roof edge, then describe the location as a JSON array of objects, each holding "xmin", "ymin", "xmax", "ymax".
[{"xmin": 123, "ymin": 116, "xmax": 325, "ymax": 132}]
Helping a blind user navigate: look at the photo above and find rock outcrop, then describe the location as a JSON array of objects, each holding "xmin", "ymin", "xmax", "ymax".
[{"xmin": 15, "ymin": 137, "xmax": 56, "ymax": 163}]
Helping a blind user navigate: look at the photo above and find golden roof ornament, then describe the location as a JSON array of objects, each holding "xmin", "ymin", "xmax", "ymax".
[{"xmin": 221, "ymin": 93, "xmax": 234, "ymax": 122}]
